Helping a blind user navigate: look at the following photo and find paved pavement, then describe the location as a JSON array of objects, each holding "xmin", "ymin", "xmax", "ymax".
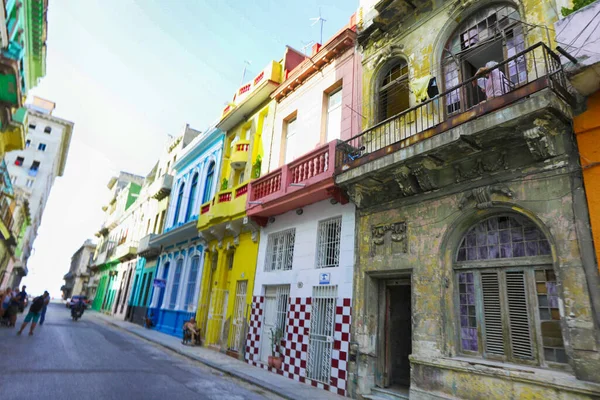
[
  {"xmin": 89, "ymin": 309, "xmax": 345, "ymax": 400},
  {"xmin": 0, "ymin": 303, "xmax": 281, "ymax": 400}
]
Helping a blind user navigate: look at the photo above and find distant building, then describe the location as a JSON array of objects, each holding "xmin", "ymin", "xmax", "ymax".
[
  {"xmin": 62, "ymin": 239, "xmax": 96, "ymax": 299},
  {"xmin": 4, "ymin": 98, "xmax": 73, "ymax": 286}
]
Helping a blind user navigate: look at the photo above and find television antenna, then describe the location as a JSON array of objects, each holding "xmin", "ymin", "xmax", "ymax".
[
  {"xmin": 240, "ymin": 60, "xmax": 252, "ymax": 85},
  {"xmin": 310, "ymin": 7, "xmax": 327, "ymax": 44},
  {"xmin": 301, "ymin": 40, "xmax": 315, "ymax": 55}
]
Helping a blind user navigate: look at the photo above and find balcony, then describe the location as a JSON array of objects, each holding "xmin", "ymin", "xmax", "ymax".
[
  {"xmin": 247, "ymin": 140, "xmax": 346, "ymax": 223},
  {"xmin": 0, "ymin": 56, "xmax": 22, "ymax": 107},
  {"xmin": 335, "ymin": 43, "xmax": 573, "ymax": 208},
  {"xmin": 137, "ymin": 233, "xmax": 160, "ymax": 258},
  {"xmin": 197, "ymin": 181, "xmax": 249, "ymax": 231},
  {"xmin": 230, "ymin": 140, "xmax": 250, "ymax": 170},
  {"xmin": 115, "ymin": 240, "xmax": 139, "ymax": 262},
  {"xmin": 150, "ymin": 174, "xmax": 173, "ymax": 201},
  {"xmin": 217, "ymin": 60, "xmax": 282, "ymax": 132}
]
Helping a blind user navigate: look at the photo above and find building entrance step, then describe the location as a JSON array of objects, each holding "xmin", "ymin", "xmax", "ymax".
[{"xmin": 363, "ymin": 386, "xmax": 410, "ymax": 400}]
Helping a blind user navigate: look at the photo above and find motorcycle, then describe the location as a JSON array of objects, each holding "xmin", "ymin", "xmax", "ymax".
[{"xmin": 71, "ymin": 303, "xmax": 84, "ymax": 321}]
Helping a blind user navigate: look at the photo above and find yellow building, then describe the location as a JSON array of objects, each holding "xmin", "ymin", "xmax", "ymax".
[{"xmin": 196, "ymin": 60, "xmax": 283, "ymax": 356}]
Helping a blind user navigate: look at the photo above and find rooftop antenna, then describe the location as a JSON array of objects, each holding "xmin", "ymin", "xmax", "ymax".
[
  {"xmin": 240, "ymin": 60, "xmax": 252, "ymax": 85},
  {"xmin": 301, "ymin": 40, "xmax": 315, "ymax": 55},
  {"xmin": 310, "ymin": 7, "xmax": 327, "ymax": 45}
]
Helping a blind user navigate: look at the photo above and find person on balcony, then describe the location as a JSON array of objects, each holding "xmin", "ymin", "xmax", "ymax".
[{"xmin": 476, "ymin": 61, "xmax": 511, "ymax": 99}]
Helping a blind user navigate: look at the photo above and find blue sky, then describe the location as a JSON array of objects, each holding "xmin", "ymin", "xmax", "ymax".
[{"xmin": 22, "ymin": 0, "xmax": 358, "ymax": 297}]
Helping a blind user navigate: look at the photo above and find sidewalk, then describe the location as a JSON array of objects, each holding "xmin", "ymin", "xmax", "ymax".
[{"xmin": 89, "ymin": 311, "xmax": 345, "ymax": 400}]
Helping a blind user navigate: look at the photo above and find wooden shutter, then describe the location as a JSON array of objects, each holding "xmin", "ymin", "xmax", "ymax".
[
  {"xmin": 481, "ymin": 272, "xmax": 505, "ymax": 356},
  {"xmin": 505, "ymin": 271, "xmax": 533, "ymax": 359}
]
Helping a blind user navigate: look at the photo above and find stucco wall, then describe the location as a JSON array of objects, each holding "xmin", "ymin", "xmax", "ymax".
[
  {"xmin": 253, "ymin": 199, "xmax": 355, "ymax": 298},
  {"xmin": 267, "ymin": 47, "xmax": 362, "ymax": 172},
  {"xmin": 351, "ymin": 171, "xmax": 600, "ymax": 398},
  {"xmin": 575, "ymin": 92, "xmax": 600, "ymax": 272}
]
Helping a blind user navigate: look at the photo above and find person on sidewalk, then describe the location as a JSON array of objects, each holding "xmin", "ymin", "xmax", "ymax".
[
  {"xmin": 39, "ymin": 291, "xmax": 50, "ymax": 325},
  {"xmin": 17, "ymin": 292, "xmax": 49, "ymax": 336},
  {"xmin": 182, "ymin": 317, "xmax": 200, "ymax": 345}
]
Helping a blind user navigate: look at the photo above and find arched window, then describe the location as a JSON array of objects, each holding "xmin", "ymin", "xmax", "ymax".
[
  {"xmin": 185, "ymin": 173, "xmax": 199, "ymax": 221},
  {"xmin": 377, "ymin": 59, "xmax": 409, "ymax": 122},
  {"xmin": 443, "ymin": 4, "xmax": 525, "ymax": 114},
  {"xmin": 454, "ymin": 215, "xmax": 567, "ymax": 366},
  {"xmin": 173, "ymin": 182, "xmax": 185, "ymax": 226},
  {"xmin": 184, "ymin": 255, "xmax": 201, "ymax": 310},
  {"xmin": 202, "ymin": 162, "xmax": 215, "ymax": 203},
  {"xmin": 169, "ymin": 258, "xmax": 184, "ymax": 309}
]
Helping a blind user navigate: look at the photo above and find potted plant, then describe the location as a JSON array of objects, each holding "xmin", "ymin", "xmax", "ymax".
[
  {"xmin": 252, "ymin": 155, "xmax": 262, "ymax": 179},
  {"xmin": 220, "ymin": 178, "xmax": 229, "ymax": 191},
  {"xmin": 269, "ymin": 327, "xmax": 284, "ymax": 369}
]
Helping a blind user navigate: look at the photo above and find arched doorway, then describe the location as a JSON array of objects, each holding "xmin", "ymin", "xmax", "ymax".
[
  {"xmin": 453, "ymin": 214, "xmax": 568, "ymax": 366},
  {"xmin": 442, "ymin": 4, "xmax": 526, "ymax": 114}
]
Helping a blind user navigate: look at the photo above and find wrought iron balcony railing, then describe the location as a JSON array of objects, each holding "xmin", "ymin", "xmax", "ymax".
[{"xmin": 335, "ymin": 42, "xmax": 572, "ymax": 173}]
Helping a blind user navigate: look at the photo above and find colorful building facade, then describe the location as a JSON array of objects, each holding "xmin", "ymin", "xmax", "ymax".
[
  {"xmin": 195, "ymin": 58, "xmax": 295, "ymax": 356},
  {"xmin": 331, "ymin": 1, "xmax": 600, "ymax": 399},
  {"xmin": 147, "ymin": 125, "xmax": 221, "ymax": 337},
  {"xmin": 243, "ymin": 19, "xmax": 360, "ymax": 396}
]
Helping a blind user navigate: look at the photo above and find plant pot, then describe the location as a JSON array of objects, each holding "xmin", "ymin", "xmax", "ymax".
[
  {"xmin": 272, "ymin": 356, "xmax": 283, "ymax": 370},
  {"xmin": 267, "ymin": 355, "xmax": 274, "ymax": 367}
]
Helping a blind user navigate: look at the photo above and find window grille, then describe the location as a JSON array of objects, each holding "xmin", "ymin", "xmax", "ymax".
[
  {"xmin": 265, "ymin": 229, "xmax": 295, "ymax": 272},
  {"xmin": 316, "ymin": 217, "xmax": 342, "ymax": 268},
  {"xmin": 307, "ymin": 285, "xmax": 337, "ymax": 384},
  {"xmin": 184, "ymin": 256, "xmax": 200, "ymax": 310},
  {"xmin": 457, "ymin": 216, "xmax": 551, "ymax": 262},
  {"xmin": 535, "ymin": 269, "xmax": 567, "ymax": 363},
  {"xmin": 275, "ymin": 285, "xmax": 290, "ymax": 333},
  {"xmin": 169, "ymin": 258, "xmax": 183, "ymax": 309},
  {"xmin": 229, "ymin": 280, "xmax": 248, "ymax": 352}
]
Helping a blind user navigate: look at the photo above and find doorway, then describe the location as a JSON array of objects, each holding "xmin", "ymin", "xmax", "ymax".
[{"xmin": 384, "ymin": 280, "xmax": 412, "ymax": 388}]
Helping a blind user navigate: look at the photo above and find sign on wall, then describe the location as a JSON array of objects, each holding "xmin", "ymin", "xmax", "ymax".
[{"xmin": 319, "ymin": 272, "xmax": 330, "ymax": 285}]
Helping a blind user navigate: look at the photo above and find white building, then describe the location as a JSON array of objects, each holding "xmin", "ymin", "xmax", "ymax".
[
  {"xmin": 5, "ymin": 97, "xmax": 74, "ymax": 285},
  {"xmin": 62, "ymin": 239, "xmax": 97, "ymax": 299}
]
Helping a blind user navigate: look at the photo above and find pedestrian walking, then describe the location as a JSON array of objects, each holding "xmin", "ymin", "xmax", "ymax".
[
  {"xmin": 17, "ymin": 291, "xmax": 49, "ymax": 336},
  {"xmin": 39, "ymin": 291, "xmax": 50, "ymax": 325},
  {"xmin": 8, "ymin": 285, "xmax": 27, "ymax": 326},
  {"xmin": 0, "ymin": 287, "xmax": 12, "ymax": 319}
]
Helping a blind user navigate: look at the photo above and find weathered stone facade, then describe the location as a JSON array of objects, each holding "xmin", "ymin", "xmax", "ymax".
[{"xmin": 335, "ymin": 0, "xmax": 600, "ymax": 398}]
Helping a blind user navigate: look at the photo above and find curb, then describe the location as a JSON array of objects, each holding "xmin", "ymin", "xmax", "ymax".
[{"xmin": 94, "ymin": 316, "xmax": 299, "ymax": 400}]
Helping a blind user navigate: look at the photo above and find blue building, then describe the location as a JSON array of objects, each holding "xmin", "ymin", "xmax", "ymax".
[{"xmin": 147, "ymin": 126, "xmax": 224, "ymax": 337}]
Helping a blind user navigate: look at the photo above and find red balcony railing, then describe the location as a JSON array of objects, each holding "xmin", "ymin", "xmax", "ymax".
[
  {"xmin": 235, "ymin": 183, "xmax": 248, "ymax": 197},
  {"xmin": 201, "ymin": 203, "xmax": 211, "ymax": 215},
  {"xmin": 251, "ymin": 171, "xmax": 282, "ymax": 201},
  {"xmin": 218, "ymin": 191, "xmax": 232, "ymax": 203},
  {"xmin": 235, "ymin": 143, "xmax": 249, "ymax": 152},
  {"xmin": 335, "ymin": 42, "xmax": 572, "ymax": 172},
  {"xmin": 248, "ymin": 140, "xmax": 337, "ymax": 203}
]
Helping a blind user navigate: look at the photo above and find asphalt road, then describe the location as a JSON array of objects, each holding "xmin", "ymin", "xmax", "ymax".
[{"xmin": 0, "ymin": 303, "xmax": 280, "ymax": 400}]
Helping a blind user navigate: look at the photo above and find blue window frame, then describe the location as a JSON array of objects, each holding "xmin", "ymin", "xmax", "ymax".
[
  {"xmin": 185, "ymin": 173, "xmax": 199, "ymax": 221},
  {"xmin": 202, "ymin": 162, "xmax": 215, "ymax": 203},
  {"xmin": 169, "ymin": 258, "xmax": 184, "ymax": 309},
  {"xmin": 173, "ymin": 183, "xmax": 185, "ymax": 226}
]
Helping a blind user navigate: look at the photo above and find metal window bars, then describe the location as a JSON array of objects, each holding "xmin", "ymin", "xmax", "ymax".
[
  {"xmin": 265, "ymin": 229, "xmax": 296, "ymax": 272},
  {"xmin": 275, "ymin": 285, "xmax": 290, "ymax": 333},
  {"xmin": 316, "ymin": 217, "xmax": 342, "ymax": 269},
  {"xmin": 229, "ymin": 280, "xmax": 248, "ymax": 352},
  {"xmin": 335, "ymin": 42, "xmax": 572, "ymax": 172},
  {"xmin": 307, "ymin": 285, "xmax": 337, "ymax": 384}
]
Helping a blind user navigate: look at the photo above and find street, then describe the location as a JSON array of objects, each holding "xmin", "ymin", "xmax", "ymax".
[{"xmin": 0, "ymin": 303, "xmax": 281, "ymax": 400}]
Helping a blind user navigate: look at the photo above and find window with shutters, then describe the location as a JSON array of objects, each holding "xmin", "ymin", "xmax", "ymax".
[{"xmin": 455, "ymin": 215, "xmax": 568, "ymax": 368}]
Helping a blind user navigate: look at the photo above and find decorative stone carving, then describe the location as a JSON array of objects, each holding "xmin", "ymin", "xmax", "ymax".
[
  {"xmin": 251, "ymin": 230, "xmax": 259, "ymax": 243},
  {"xmin": 371, "ymin": 222, "xmax": 407, "ymax": 253},
  {"xmin": 458, "ymin": 184, "xmax": 514, "ymax": 209},
  {"xmin": 454, "ymin": 152, "xmax": 508, "ymax": 182},
  {"xmin": 393, "ymin": 171, "xmax": 418, "ymax": 197},
  {"xmin": 347, "ymin": 185, "xmax": 365, "ymax": 208},
  {"xmin": 523, "ymin": 120, "xmax": 558, "ymax": 161},
  {"xmin": 410, "ymin": 163, "xmax": 438, "ymax": 192},
  {"xmin": 368, "ymin": 43, "xmax": 404, "ymax": 70},
  {"xmin": 451, "ymin": 0, "xmax": 477, "ymax": 11}
]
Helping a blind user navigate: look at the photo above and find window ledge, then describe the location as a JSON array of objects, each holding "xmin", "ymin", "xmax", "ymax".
[{"xmin": 410, "ymin": 355, "xmax": 600, "ymax": 396}]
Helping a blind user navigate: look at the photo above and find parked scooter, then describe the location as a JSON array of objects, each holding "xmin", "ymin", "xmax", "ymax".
[{"xmin": 71, "ymin": 302, "xmax": 84, "ymax": 321}]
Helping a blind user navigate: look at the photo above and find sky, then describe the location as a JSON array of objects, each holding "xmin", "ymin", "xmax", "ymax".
[{"xmin": 21, "ymin": 0, "xmax": 358, "ymax": 297}]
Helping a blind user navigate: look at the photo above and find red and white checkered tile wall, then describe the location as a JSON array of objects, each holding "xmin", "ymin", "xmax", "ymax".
[{"xmin": 245, "ymin": 295, "xmax": 352, "ymax": 397}]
